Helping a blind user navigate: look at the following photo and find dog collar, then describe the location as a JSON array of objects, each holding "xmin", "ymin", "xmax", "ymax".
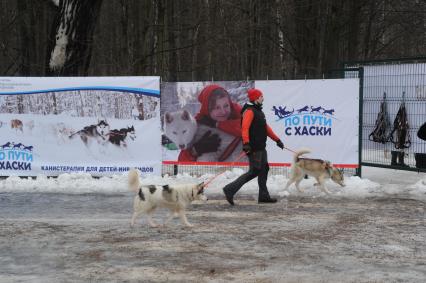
[{"xmin": 324, "ymin": 161, "xmax": 333, "ymax": 176}]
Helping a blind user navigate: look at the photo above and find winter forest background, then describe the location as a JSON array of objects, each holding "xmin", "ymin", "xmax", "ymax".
[
  {"xmin": 0, "ymin": 91, "xmax": 158, "ymax": 120},
  {"xmin": 0, "ymin": 0, "xmax": 425, "ymax": 80}
]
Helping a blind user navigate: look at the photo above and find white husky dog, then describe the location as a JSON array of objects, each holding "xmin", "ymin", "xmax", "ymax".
[
  {"xmin": 284, "ymin": 148, "xmax": 345, "ymax": 194},
  {"xmin": 163, "ymin": 110, "xmax": 247, "ymax": 162},
  {"xmin": 163, "ymin": 110, "xmax": 198, "ymax": 151},
  {"xmin": 128, "ymin": 169, "xmax": 207, "ymax": 228}
]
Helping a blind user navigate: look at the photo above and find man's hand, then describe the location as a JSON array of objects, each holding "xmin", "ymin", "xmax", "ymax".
[
  {"xmin": 276, "ymin": 139, "xmax": 284, "ymax": 150},
  {"xmin": 242, "ymin": 143, "xmax": 251, "ymax": 155},
  {"xmin": 198, "ymin": 116, "xmax": 216, "ymax": 128}
]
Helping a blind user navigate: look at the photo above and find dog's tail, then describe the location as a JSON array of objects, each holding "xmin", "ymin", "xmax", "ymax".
[
  {"xmin": 128, "ymin": 168, "xmax": 141, "ymax": 192},
  {"xmin": 294, "ymin": 148, "xmax": 311, "ymax": 162}
]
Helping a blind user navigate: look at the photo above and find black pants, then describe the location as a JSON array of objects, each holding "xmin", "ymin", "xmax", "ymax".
[{"xmin": 223, "ymin": 149, "xmax": 271, "ymax": 200}]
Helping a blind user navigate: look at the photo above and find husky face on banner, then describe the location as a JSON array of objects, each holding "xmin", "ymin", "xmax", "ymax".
[{"xmin": 161, "ymin": 81, "xmax": 253, "ymax": 163}]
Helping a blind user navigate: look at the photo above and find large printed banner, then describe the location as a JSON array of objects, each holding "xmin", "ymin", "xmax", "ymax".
[
  {"xmin": 161, "ymin": 81, "xmax": 252, "ymax": 164},
  {"xmin": 0, "ymin": 77, "xmax": 161, "ymax": 176},
  {"xmin": 162, "ymin": 79, "xmax": 359, "ymax": 167},
  {"xmin": 257, "ymin": 79, "xmax": 359, "ymax": 167}
]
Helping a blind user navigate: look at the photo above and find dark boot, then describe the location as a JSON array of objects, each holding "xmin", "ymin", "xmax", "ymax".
[
  {"xmin": 391, "ymin": 151, "xmax": 398, "ymax": 166},
  {"xmin": 222, "ymin": 186, "xmax": 234, "ymax": 206},
  {"xmin": 222, "ymin": 170, "xmax": 257, "ymax": 206},
  {"xmin": 258, "ymin": 198, "xmax": 277, "ymax": 203}
]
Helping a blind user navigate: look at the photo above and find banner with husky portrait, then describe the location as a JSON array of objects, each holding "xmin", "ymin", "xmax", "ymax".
[
  {"xmin": 0, "ymin": 76, "xmax": 161, "ymax": 177},
  {"xmin": 256, "ymin": 79, "xmax": 359, "ymax": 167},
  {"xmin": 161, "ymin": 81, "xmax": 253, "ymax": 165}
]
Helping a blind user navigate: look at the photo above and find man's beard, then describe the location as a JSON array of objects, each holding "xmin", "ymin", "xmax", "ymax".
[{"xmin": 254, "ymin": 101, "xmax": 263, "ymax": 109}]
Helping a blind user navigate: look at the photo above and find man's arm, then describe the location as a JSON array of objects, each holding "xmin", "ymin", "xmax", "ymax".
[{"xmin": 266, "ymin": 124, "xmax": 280, "ymax": 141}]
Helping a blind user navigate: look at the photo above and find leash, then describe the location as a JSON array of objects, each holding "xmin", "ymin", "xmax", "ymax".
[
  {"xmin": 283, "ymin": 145, "xmax": 297, "ymax": 154},
  {"xmin": 204, "ymin": 151, "xmax": 247, "ymax": 188},
  {"xmin": 203, "ymin": 144, "xmax": 297, "ymax": 188}
]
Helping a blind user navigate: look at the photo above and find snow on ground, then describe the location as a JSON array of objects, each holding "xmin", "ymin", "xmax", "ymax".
[
  {"xmin": 1, "ymin": 166, "xmax": 425, "ymax": 201},
  {"xmin": 0, "ymin": 166, "xmax": 425, "ymax": 282}
]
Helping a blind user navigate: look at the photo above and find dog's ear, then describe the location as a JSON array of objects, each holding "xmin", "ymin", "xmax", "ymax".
[
  {"xmin": 181, "ymin": 110, "xmax": 191, "ymax": 121},
  {"xmin": 196, "ymin": 182, "xmax": 205, "ymax": 194},
  {"xmin": 197, "ymin": 182, "xmax": 204, "ymax": 189},
  {"xmin": 196, "ymin": 182, "xmax": 205, "ymax": 190}
]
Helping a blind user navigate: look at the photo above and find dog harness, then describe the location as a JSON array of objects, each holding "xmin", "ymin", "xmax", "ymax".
[
  {"xmin": 390, "ymin": 93, "xmax": 411, "ymax": 149},
  {"xmin": 369, "ymin": 92, "xmax": 391, "ymax": 144}
]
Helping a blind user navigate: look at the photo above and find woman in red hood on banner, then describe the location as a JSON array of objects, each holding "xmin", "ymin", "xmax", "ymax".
[{"xmin": 178, "ymin": 84, "xmax": 243, "ymax": 161}]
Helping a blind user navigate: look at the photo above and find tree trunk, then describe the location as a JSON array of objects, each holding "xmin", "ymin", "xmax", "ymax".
[
  {"xmin": 347, "ymin": 0, "xmax": 362, "ymax": 61},
  {"xmin": 166, "ymin": 0, "xmax": 177, "ymax": 81},
  {"xmin": 46, "ymin": 0, "xmax": 103, "ymax": 76},
  {"xmin": 362, "ymin": 1, "xmax": 377, "ymax": 60}
]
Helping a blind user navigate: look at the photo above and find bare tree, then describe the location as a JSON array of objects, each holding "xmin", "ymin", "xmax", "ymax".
[
  {"xmin": 0, "ymin": 0, "xmax": 424, "ymax": 79},
  {"xmin": 46, "ymin": 0, "xmax": 103, "ymax": 76}
]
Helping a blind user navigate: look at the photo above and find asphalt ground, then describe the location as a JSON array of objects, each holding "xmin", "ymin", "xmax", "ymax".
[{"xmin": 0, "ymin": 193, "xmax": 425, "ymax": 282}]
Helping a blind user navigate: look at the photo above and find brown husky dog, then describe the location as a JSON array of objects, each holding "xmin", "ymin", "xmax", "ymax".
[
  {"xmin": 11, "ymin": 119, "xmax": 23, "ymax": 133},
  {"xmin": 284, "ymin": 149, "xmax": 345, "ymax": 194}
]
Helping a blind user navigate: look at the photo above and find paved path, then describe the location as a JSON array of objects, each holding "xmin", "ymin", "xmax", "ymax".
[{"xmin": 0, "ymin": 193, "xmax": 425, "ymax": 282}]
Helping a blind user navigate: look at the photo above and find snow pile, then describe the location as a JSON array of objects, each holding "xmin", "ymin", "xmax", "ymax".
[{"xmin": 0, "ymin": 167, "xmax": 425, "ymax": 201}]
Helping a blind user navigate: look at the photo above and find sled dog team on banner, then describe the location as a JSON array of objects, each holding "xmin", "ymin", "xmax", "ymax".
[{"xmin": 4, "ymin": 117, "xmax": 137, "ymax": 148}]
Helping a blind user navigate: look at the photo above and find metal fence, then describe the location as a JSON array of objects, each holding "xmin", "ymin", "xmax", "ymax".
[
  {"xmin": 345, "ymin": 58, "xmax": 426, "ymax": 174},
  {"xmin": 162, "ymin": 163, "xmax": 293, "ymax": 178}
]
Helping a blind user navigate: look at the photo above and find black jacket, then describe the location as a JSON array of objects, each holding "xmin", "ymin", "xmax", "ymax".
[
  {"xmin": 418, "ymin": 122, "xmax": 426, "ymax": 141},
  {"xmin": 241, "ymin": 103, "xmax": 267, "ymax": 151}
]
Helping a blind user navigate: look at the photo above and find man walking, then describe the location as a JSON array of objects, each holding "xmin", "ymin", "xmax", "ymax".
[{"xmin": 223, "ymin": 88, "xmax": 284, "ymax": 205}]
